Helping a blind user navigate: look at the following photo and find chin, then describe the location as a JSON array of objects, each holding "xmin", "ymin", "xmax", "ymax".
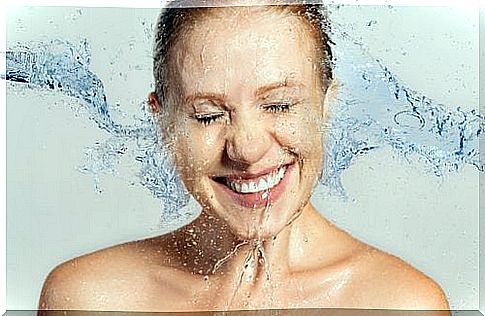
[
  {"xmin": 192, "ymin": 161, "xmax": 315, "ymax": 241},
  {"xmin": 227, "ymin": 225, "xmax": 278, "ymax": 241},
  {"xmin": 222, "ymin": 206, "xmax": 302, "ymax": 241}
]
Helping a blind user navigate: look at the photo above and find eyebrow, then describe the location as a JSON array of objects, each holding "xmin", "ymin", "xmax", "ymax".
[
  {"xmin": 184, "ymin": 80, "xmax": 306, "ymax": 104},
  {"xmin": 184, "ymin": 92, "xmax": 226, "ymax": 105},
  {"xmin": 185, "ymin": 92, "xmax": 226, "ymax": 102},
  {"xmin": 255, "ymin": 80, "xmax": 305, "ymax": 98}
]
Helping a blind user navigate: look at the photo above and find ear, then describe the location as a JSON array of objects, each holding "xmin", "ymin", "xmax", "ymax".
[
  {"xmin": 325, "ymin": 79, "xmax": 339, "ymax": 103},
  {"xmin": 322, "ymin": 79, "xmax": 339, "ymax": 120},
  {"xmin": 148, "ymin": 92, "xmax": 162, "ymax": 114}
]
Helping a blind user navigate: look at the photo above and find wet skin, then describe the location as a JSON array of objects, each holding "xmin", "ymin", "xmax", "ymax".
[{"xmin": 39, "ymin": 6, "xmax": 450, "ymax": 313}]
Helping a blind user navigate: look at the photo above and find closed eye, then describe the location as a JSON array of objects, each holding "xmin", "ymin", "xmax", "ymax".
[
  {"xmin": 193, "ymin": 113, "xmax": 225, "ymax": 126},
  {"xmin": 262, "ymin": 102, "xmax": 295, "ymax": 113}
]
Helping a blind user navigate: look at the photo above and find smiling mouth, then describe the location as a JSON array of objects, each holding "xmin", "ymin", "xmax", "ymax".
[{"xmin": 214, "ymin": 165, "xmax": 288, "ymax": 194}]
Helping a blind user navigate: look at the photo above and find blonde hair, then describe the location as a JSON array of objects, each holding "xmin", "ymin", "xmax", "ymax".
[{"xmin": 153, "ymin": 1, "xmax": 334, "ymax": 110}]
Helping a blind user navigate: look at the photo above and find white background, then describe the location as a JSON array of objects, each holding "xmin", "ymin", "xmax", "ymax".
[{"xmin": 3, "ymin": 1, "xmax": 481, "ymax": 312}]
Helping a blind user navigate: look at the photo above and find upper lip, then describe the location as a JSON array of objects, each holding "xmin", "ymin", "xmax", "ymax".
[{"xmin": 213, "ymin": 162, "xmax": 292, "ymax": 181}]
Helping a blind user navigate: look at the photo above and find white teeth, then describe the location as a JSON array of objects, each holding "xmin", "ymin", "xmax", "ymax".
[
  {"xmin": 249, "ymin": 182, "xmax": 257, "ymax": 192},
  {"xmin": 278, "ymin": 167, "xmax": 284, "ymax": 179},
  {"xmin": 258, "ymin": 178, "xmax": 268, "ymax": 191},
  {"xmin": 235, "ymin": 182, "xmax": 242, "ymax": 193},
  {"xmin": 266, "ymin": 173, "xmax": 275, "ymax": 188},
  {"xmin": 242, "ymin": 183, "xmax": 249, "ymax": 192},
  {"xmin": 225, "ymin": 165, "xmax": 287, "ymax": 194}
]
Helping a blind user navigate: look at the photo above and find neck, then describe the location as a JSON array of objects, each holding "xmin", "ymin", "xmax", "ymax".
[{"xmin": 170, "ymin": 202, "xmax": 328, "ymax": 280}]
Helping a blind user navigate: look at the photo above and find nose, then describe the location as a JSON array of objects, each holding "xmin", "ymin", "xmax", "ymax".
[{"xmin": 225, "ymin": 111, "xmax": 271, "ymax": 166}]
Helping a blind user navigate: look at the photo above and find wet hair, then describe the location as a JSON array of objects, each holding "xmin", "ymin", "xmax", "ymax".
[{"xmin": 153, "ymin": 0, "xmax": 334, "ymax": 111}]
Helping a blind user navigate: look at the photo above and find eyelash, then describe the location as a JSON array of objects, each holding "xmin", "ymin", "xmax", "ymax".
[
  {"xmin": 262, "ymin": 102, "xmax": 294, "ymax": 113},
  {"xmin": 193, "ymin": 113, "xmax": 225, "ymax": 126},
  {"xmin": 193, "ymin": 102, "xmax": 295, "ymax": 126}
]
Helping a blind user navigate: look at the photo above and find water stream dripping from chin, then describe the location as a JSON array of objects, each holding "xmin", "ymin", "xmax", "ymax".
[{"xmin": 211, "ymin": 185, "xmax": 275, "ymax": 310}]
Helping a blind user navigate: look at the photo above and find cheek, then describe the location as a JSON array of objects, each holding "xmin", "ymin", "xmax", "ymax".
[
  {"xmin": 274, "ymin": 107, "xmax": 324, "ymax": 159},
  {"xmin": 201, "ymin": 126, "xmax": 224, "ymax": 149},
  {"xmin": 172, "ymin": 123, "xmax": 226, "ymax": 179}
]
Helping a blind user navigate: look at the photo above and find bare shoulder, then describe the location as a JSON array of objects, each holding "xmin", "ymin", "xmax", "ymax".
[
  {"xmin": 39, "ymin": 242, "xmax": 142, "ymax": 310},
  {"xmin": 38, "ymin": 237, "xmax": 175, "ymax": 311},
  {"xmin": 351, "ymin": 245, "xmax": 450, "ymax": 311}
]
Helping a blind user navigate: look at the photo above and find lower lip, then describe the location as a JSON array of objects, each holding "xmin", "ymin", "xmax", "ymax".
[{"xmin": 212, "ymin": 164, "xmax": 294, "ymax": 209}]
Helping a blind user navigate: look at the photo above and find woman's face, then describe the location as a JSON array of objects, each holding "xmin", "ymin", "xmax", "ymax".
[{"xmin": 163, "ymin": 7, "xmax": 328, "ymax": 240}]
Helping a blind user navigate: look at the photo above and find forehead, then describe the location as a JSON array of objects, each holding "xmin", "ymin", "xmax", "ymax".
[{"xmin": 171, "ymin": 7, "xmax": 320, "ymax": 98}]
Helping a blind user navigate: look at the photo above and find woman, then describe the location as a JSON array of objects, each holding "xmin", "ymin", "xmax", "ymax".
[{"xmin": 38, "ymin": 1, "xmax": 450, "ymax": 312}]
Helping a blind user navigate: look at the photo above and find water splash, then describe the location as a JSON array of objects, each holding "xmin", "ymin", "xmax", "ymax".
[
  {"xmin": 4, "ymin": 14, "xmax": 482, "ymax": 217},
  {"xmin": 322, "ymin": 35, "xmax": 482, "ymax": 196},
  {"xmin": 5, "ymin": 39, "xmax": 119, "ymax": 133},
  {"xmin": 4, "ymin": 39, "xmax": 189, "ymax": 217}
]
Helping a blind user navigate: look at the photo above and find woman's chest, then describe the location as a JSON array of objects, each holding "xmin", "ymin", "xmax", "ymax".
[
  {"xmin": 144, "ymin": 272, "xmax": 356, "ymax": 311},
  {"xmin": 109, "ymin": 264, "xmax": 363, "ymax": 312}
]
